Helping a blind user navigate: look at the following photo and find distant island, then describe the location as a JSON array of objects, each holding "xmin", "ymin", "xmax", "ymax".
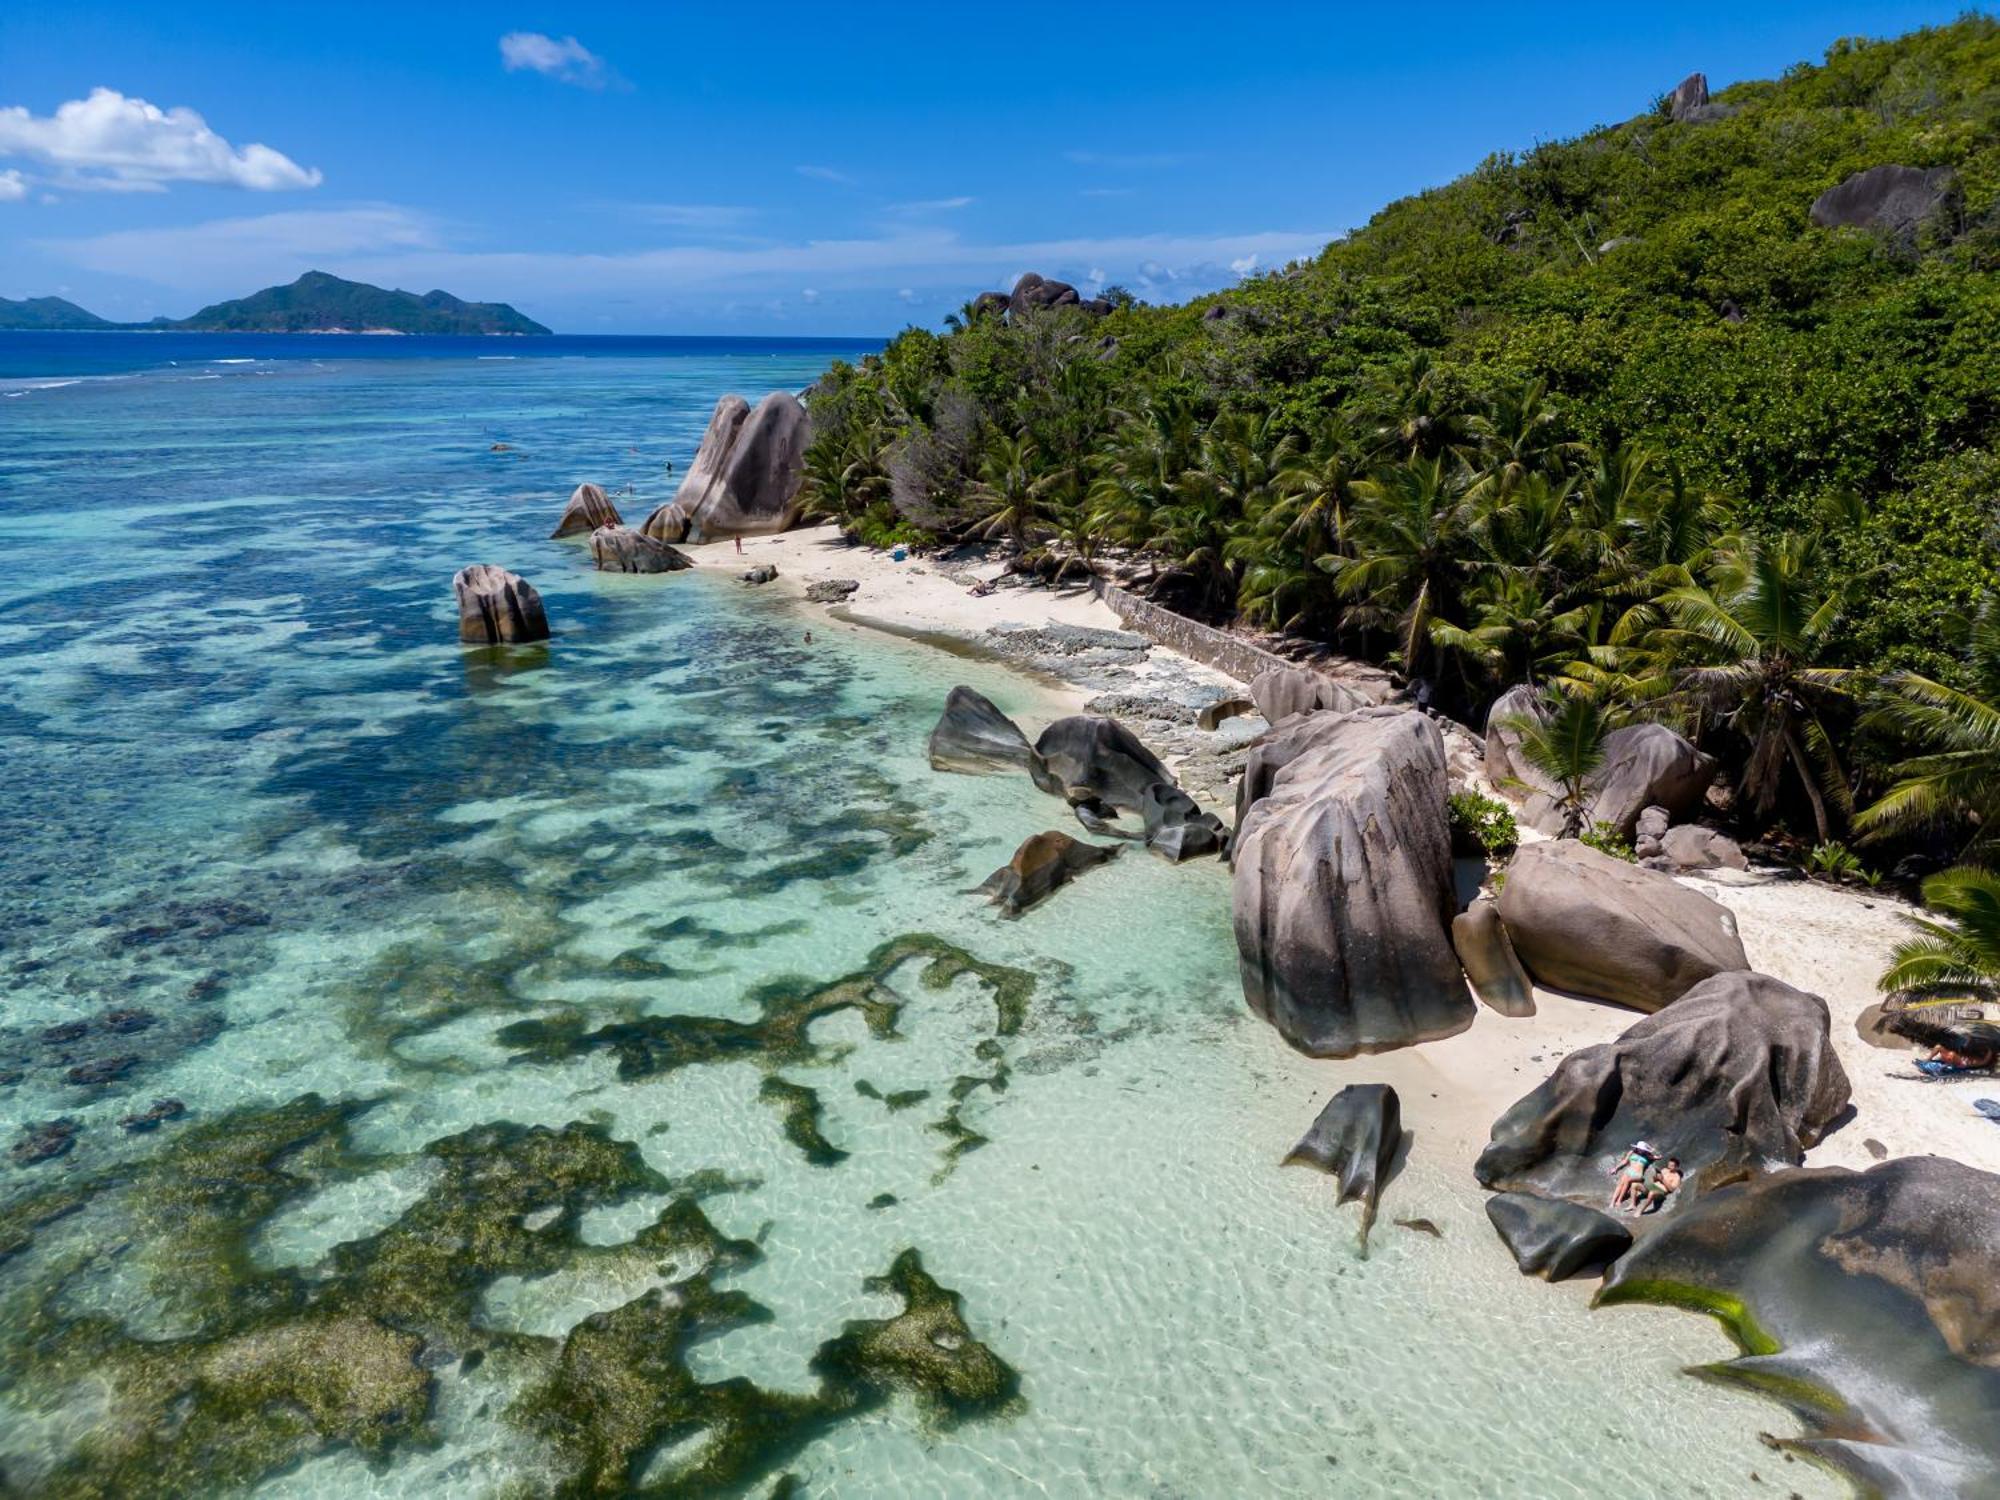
[{"xmin": 0, "ymin": 272, "xmax": 552, "ymax": 335}]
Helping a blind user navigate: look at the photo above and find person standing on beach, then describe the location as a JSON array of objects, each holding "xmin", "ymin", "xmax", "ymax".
[{"xmin": 734, "ymin": 536, "xmax": 744, "ymax": 555}]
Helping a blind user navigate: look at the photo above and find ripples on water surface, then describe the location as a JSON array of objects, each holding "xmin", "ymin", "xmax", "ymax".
[{"xmin": 0, "ymin": 337, "xmax": 1833, "ymax": 1498}]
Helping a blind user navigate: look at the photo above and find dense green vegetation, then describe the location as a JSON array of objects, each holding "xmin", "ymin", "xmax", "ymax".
[
  {"xmin": 803, "ymin": 15, "xmax": 2000, "ymax": 872},
  {"xmin": 0, "ymin": 272, "xmax": 550, "ymax": 334}
]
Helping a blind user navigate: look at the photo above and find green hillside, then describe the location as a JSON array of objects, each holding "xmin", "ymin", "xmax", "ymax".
[
  {"xmin": 168, "ymin": 271, "xmax": 551, "ymax": 334},
  {"xmin": 0, "ymin": 296, "xmax": 118, "ymax": 331},
  {"xmin": 803, "ymin": 15, "xmax": 2000, "ymax": 859}
]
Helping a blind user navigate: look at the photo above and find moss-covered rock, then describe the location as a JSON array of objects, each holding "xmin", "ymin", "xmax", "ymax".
[
  {"xmin": 757, "ymin": 1077, "xmax": 848, "ymax": 1166},
  {"xmin": 811, "ymin": 1249, "xmax": 1020, "ymax": 1422}
]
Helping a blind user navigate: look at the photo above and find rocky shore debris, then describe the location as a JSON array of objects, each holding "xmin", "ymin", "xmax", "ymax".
[
  {"xmin": 672, "ymin": 391, "xmax": 812, "ymax": 539},
  {"xmin": 805, "ymin": 578, "xmax": 860, "ymax": 604},
  {"xmin": 454, "ymin": 564, "xmax": 549, "ymax": 644},
  {"xmin": 1233, "ymin": 708, "xmax": 1472, "ymax": 1057},
  {"xmin": 1495, "ymin": 840, "xmax": 1748, "ymax": 1011},
  {"xmin": 550, "ymin": 481, "xmax": 621, "ymax": 539},
  {"xmin": 975, "ymin": 831, "xmax": 1122, "ymax": 916},
  {"xmin": 11, "ymin": 1117, "xmax": 78, "ymax": 1166},
  {"xmin": 588, "ymin": 525, "xmax": 692, "ymax": 574},
  {"xmin": 1282, "ymin": 1083, "xmax": 1403, "ymax": 1253}
]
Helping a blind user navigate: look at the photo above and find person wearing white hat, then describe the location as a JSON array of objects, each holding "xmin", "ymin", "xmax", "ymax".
[{"xmin": 1609, "ymin": 1141, "xmax": 1658, "ymax": 1212}]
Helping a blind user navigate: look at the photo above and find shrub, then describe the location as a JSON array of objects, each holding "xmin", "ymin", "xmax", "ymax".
[
  {"xmin": 1449, "ymin": 790, "xmax": 1520, "ymax": 858},
  {"xmin": 1580, "ymin": 822, "xmax": 1637, "ymax": 861}
]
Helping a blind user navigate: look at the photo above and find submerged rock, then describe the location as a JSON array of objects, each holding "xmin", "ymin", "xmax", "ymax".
[
  {"xmin": 1475, "ymin": 970, "xmax": 1850, "ymax": 1209},
  {"xmin": 1451, "ymin": 899, "xmax": 1535, "ymax": 1017},
  {"xmin": 1282, "ymin": 1083, "xmax": 1403, "ymax": 1252},
  {"xmin": 1495, "ymin": 839, "xmax": 1746, "ymax": 1010},
  {"xmin": 1600, "ymin": 1157, "xmax": 2000, "ymax": 1498},
  {"xmin": 588, "ymin": 525, "xmax": 693, "ymax": 574},
  {"xmin": 674, "ymin": 391, "xmax": 812, "ymax": 538},
  {"xmin": 550, "ymin": 481, "xmax": 622, "ymax": 539},
  {"xmin": 810, "ymin": 1248, "xmax": 1020, "ymax": 1420},
  {"xmin": 1485, "ymin": 1193, "xmax": 1631, "ymax": 1281},
  {"xmin": 975, "ymin": 831, "xmax": 1121, "ymax": 916},
  {"xmin": 928, "ymin": 686, "xmax": 1040, "ymax": 778},
  {"xmin": 1232, "ymin": 707, "xmax": 1471, "ymax": 1057},
  {"xmin": 120, "ymin": 1097, "xmax": 188, "ymax": 1133},
  {"xmin": 453, "ymin": 565, "xmax": 549, "ymax": 645},
  {"xmin": 11, "ymin": 1117, "xmax": 79, "ymax": 1165},
  {"xmin": 1032, "ymin": 715, "xmax": 1173, "ymax": 813}
]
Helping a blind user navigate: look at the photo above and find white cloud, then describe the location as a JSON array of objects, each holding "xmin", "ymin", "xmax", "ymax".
[
  {"xmin": 795, "ymin": 164, "xmax": 854, "ymax": 185},
  {"xmin": 1230, "ymin": 254, "xmax": 1258, "ymax": 274},
  {"xmin": 0, "ymin": 169, "xmax": 25, "ymax": 203},
  {"xmin": 0, "ymin": 88, "xmax": 320, "ymax": 192},
  {"xmin": 615, "ymin": 202, "xmax": 754, "ymax": 230},
  {"xmin": 800, "ymin": 288, "xmax": 820, "ymax": 304},
  {"xmin": 889, "ymin": 195, "xmax": 973, "ymax": 214},
  {"xmin": 42, "ymin": 204, "xmax": 442, "ymax": 288},
  {"xmin": 499, "ymin": 32, "xmax": 609, "ymax": 89},
  {"xmin": 897, "ymin": 287, "xmax": 917, "ymax": 303}
]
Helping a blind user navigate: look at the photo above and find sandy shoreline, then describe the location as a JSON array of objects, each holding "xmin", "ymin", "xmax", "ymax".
[{"xmin": 686, "ymin": 523, "xmax": 2000, "ymax": 1192}]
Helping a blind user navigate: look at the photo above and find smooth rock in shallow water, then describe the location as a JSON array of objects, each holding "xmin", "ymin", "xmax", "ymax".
[
  {"xmin": 1139, "ymin": 782, "xmax": 1226, "ymax": 862},
  {"xmin": 1485, "ymin": 1193, "xmax": 1631, "ymax": 1281},
  {"xmin": 120, "ymin": 1097, "xmax": 187, "ymax": 1132},
  {"xmin": 1495, "ymin": 839, "xmax": 1747, "ymax": 1011},
  {"xmin": 740, "ymin": 564, "xmax": 779, "ymax": 585},
  {"xmin": 1032, "ymin": 716, "xmax": 1173, "ymax": 813},
  {"xmin": 674, "ymin": 391, "xmax": 812, "ymax": 538},
  {"xmin": 11, "ymin": 1118, "xmax": 78, "ymax": 1166},
  {"xmin": 927, "ymin": 686, "xmax": 1039, "ymax": 778},
  {"xmin": 1282, "ymin": 1082, "xmax": 1403, "ymax": 1251},
  {"xmin": 1451, "ymin": 900, "xmax": 1535, "ymax": 1017},
  {"xmin": 550, "ymin": 481, "xmax": 621, "ymax": 539},
  {"xmin": 1233, "ymin": 707, "xmax": 1471, "ymax": 1057},
  {"xmin": 805, "ymin": 578, "xmax": 860, "ymax": 603},
  {"xmin": 1474, "ymin": 970, "xmax": 1850, "ymax": 1209},
  {"xmin": 975, "ymin": 831, "xmax": 1121, "ymax": 916},
  {"xmin": 454, "ymin": 565, "xmax": 549, "ymax": 645},
  {"xmin": 588, "ymin": 525, "xmax": 692, "ymax": 574},
  {"xmin": 1248, "ymin": 666, "xmax": 1370, "ymax": 725},
  {"xmin": 1599, "ymin": 1157, "xmax": 2000, "ymax": 1499},
  {"xmin": 638, "ymin": 499, "xmax": 692, "ymax": 543},
  {"xmin": 1810, "ymin": 164, "xmax": 1958, "ymax": 237}
]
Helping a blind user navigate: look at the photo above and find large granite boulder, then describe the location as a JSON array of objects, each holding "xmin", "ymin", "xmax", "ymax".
[
  {"xmin": 975, "ymin": 831, "xmax": 1120, "ymax": 916},
  {"xmin": 1232, "ymin": 707, "xmax": 1471, "ymax": 1057},
  {"xmin": 1139, "ymin": 783, "xmax": 1226, "ymax": 862},
  {"xmin": 551, "ymin": 482, "xmax": 621, "ymax": 539},
  {"xmin": 1451, "ymin": 900, "xmax": 1534, "ymax": 1017},
  {"xmin": 638, "ymin": 500, "xmax": 692, "ymax": 543},
  {"xmin": 1658, "ymin": 824, "xmax": 1748, "ymax": 873},
  {"xmin": 674, "ymin": 392, "xmax": 811, "ymax": 539},
  {"xmin": 1483, "ymin": 685, "xmax": 1557, "ymax": 801},
  {"xmin": 588, "ymin": 525, "xmax": 692, "ymax": 574},
  {"xmin": 1248, "ymin": 666, "xmax": 1370, "ymax": 725},
  {"xmin": 1007, "ymin": 273, "xmax": 1081, "ymax": 317},
  {"xmin": 1474, "ymin": 970, "xmax": 1850, "ymax": 1208},
  {"xmin": 453, "ymin": 565, "xmax": 549, "ymax": 644},
  {"xmin": 1562, "ymin": 723, "xmax": 1717, "ymax": 839},
  {"xmin": 1810, "ymin": 164, "xmax": 1958, "ymax": 237},
  {"xmin": 1282, "ymin": 1083, "xmax": 1403, "ymax": 1252},
  {"xmin": 927, "ymin": 687, "xmax": 1039, "ymax": 777},
  {"xmin": 1495, "ymin": 839, "xmax": 1747, "ymax": 1010},
  {"xmin": 1666, "ymin": 71, "xmax": 1708, "ymax": 122},
  {"xmin": 1485, "ymin": 1193, "xmax": 1631, "ymax": 1281},
  {"xmin": 1233, "ymin": 710, "xmax": 1358, "ymax": 830},
  {"xmin": 1032, "ymin": 716, "xmax": 1173, "ymax": 813},
  {"xmin": 1600, "ymin": 1157, "xmax": 2000, "ymax": 1499},
  {"xmin": 969, "ymin": 291, "xmax": 1010, "ymax": 320}
]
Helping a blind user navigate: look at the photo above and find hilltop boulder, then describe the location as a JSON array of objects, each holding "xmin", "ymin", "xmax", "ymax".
[
  {"xmin": 1495, "ymin": 839, "xmax": 1746, "ymax": 1010},
  {"xmin": 975, "ymin": 831, "xmax": 1121, "ymax": 916},
  {"xmin": 453, "ymin": 565, "xmax": 549, "ymax": 644},
  {"xmin": 1232, "ymin": 707, "xmax": 1471, "ymax": 1057},
  {"xmin": 674, "ymin": 391, "xmax": 811, "ymax": 538},
  {"xmin": 588, "ymin": 525, "xmax": 691, "ymax": 574},
  {"xmin": 551, "ymin": 482, "xmax": 621, "ymax": 539},
  {"xmin": 1007, "ymin": 273, "xmax": 1082, "ymax": 317},
  {"xmin": 1810, "ymin": 164, "xmax": 1958, "ymax": 237},
  {"xmin": 1474, "ymin": 970, "xmax": 1850, "ymax": 1208},
  {"xmin": 1666, "ymin": 71, "xmax": 1708, "ymax": 121},
  {"xmin": 1599, "ymin": 1157, "xmax": 2000, "ymax": 1499},
  {"xmin": 1283, "ymin": 1083, "xmax": 1403, "ymax": 1251}
]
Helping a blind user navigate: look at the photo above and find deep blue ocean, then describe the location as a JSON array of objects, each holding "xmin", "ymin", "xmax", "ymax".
[{"xmin": 0, "ymin": 332, "xmax": 1829, "ymax": 1499}]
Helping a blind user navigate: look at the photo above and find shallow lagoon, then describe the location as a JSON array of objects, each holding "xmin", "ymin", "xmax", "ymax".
[{"xmin": 0, "ymin": 341, "xmax": 1836, "ymax": 1496}]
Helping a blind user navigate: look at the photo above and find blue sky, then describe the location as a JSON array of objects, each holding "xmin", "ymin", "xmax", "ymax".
[{"xmin": 0, "ymin": 2, "xmax": 1972, "ymax": 334}]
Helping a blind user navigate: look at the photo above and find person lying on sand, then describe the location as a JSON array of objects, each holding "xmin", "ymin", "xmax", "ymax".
[
  {"xmin": 1916, "ymin": 1041, "xmax": 1997, "ymax": 1077},
  {"xmin": 1609, "ymin": 1142, "xmax": 1656, "ymax": 1211},
  {"xmin": 1634, "ymin": 1158, "xmax": 1682, "ymax": 1215}
]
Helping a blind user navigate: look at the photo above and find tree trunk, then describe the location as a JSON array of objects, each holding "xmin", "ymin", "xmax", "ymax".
[{"xmin": 1784, "ymin": 725, "xmax": 1832, "ymax": 845}]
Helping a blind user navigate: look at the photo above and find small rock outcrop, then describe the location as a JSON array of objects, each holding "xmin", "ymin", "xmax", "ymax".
[
  {"xmin": 1600, "ymin": 1157, "xmax": 2000, "ymax": 1499},
  {"xmin": 1282, "ymin": 1083, "xmax": 1403, "ymax": 1252},
  {"xmin": 1248, "ymin": 665, "xmax": 1371, "ymax": 725},
  {"xmin": 588, "ymin": 525, "xmax": 692, "ymax": 574},
  {"xmin": 1139, "ymin": 783, "xmax": 1226, "ymax": 862},
  {"xmin": 1007, "ymin": 273, "xmax": 1083, "ymax": 317},
  {"xmin": 638, "ymin": 500, "xmax": 692, "ymax": 543},
  {"xmin": 740, "ymin": 564, "xmax": 779, "ymax": 585},
  {"xmin": 1563, "ymin": 723, "xmax": 1717, "ymax": 839},
  {"xmin": 928, "ymin": 687, "xmax": 1040, "ymax": 778},
  {"xmin": 551, "ymin": 482, "xmax": 621, "ymax": 539},
  {"xmin": 1495, "ymin": 839, "xmax": 1747, "ymax": 1010},
  {"xmin": 975, "ymin": 831, "xmax": 1120, "ymax": 916},
  {"xmin": 1233, "ymin": 708, "xmax": 1471, "ymax": 1057},
  {"xmin": 1475, "ymin": 971, "xmax": 1850, "ymax": 1208},
  {"xmin": 1657, "ymin": 824, "xmax": 1748, "ymax": 872},
  {"xmin": 1451, "ymin": 900, "xmax": 1535, "ymax": 1017},
  {"xmin": 454, "ymin": 565, "xmax": 549, "ymax": 645},
  {"xmin": 674, "ymin": 391, "xmax": 812, "ymax": 538},
  {"xmin": 1032, "ymin": 716, "xmax": 1174, "ymax": 814},
  {"xmin": 1486, "ymin": 1193, "xmax": 1632, "ymax": 1281},
  {"xmin": 1666, "ymin": 71, "xmax": 1708, "ymax": 121},
  {"xmin": 1196, "ymin": 697, "xmax": 1255, "ymax": 731},
  {"xmin": 805, "ymin": 578, "xmax": 860, "ymax": 603},
  {"xmin": 1810, "ymin": 164, "xmax": 1958, "ymax": 237}
]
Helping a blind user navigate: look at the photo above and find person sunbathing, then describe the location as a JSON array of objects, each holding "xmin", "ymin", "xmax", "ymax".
[
  {"xmin": 1635, "ymin": 1158, "xmax": 1683, "ymax": 1214},
  {"xmin": 1608, "ymin": 1142, "xmax": 1656, "ymax": 1211}
]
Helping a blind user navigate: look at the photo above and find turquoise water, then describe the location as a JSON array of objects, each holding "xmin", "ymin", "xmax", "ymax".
[{"xmin": 0, "ymin": 337, "xmax": 1833, "ymax": 1497}]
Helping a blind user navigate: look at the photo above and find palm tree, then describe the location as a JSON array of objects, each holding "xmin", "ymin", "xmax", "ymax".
[
  {"xmin": 1465, "ymin": 378, "xmax": 1579, "ymax": 504},
  {"xmin": 1432, "ymin": 572, "xmax": 1594, "ymax": 692},
  {"xmin": 1878, "ymin": 866, "xmax": 2000, "ymax": 1000},
  {"xmin": 1369, "ymin": 351, "xmax": 1478, "ymax": 462},
  {"xmin": 1321, "ymin": 455, "xmax": 1472, "ymax": 676},
  {"xmin": 965, "ymin": 432, "xmax": 1062, "ymax": 548},
  {"xmin": 1857, "ymin": 593, "xmax": 2000, "ymax": 864},
  {"xmin": 1660, "ymin": 530, "xmax": 1855, "ymax": 843},
  {"xmin": 1501, "ymin": 689, "xmax": 1616, "ymax": 837}
]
